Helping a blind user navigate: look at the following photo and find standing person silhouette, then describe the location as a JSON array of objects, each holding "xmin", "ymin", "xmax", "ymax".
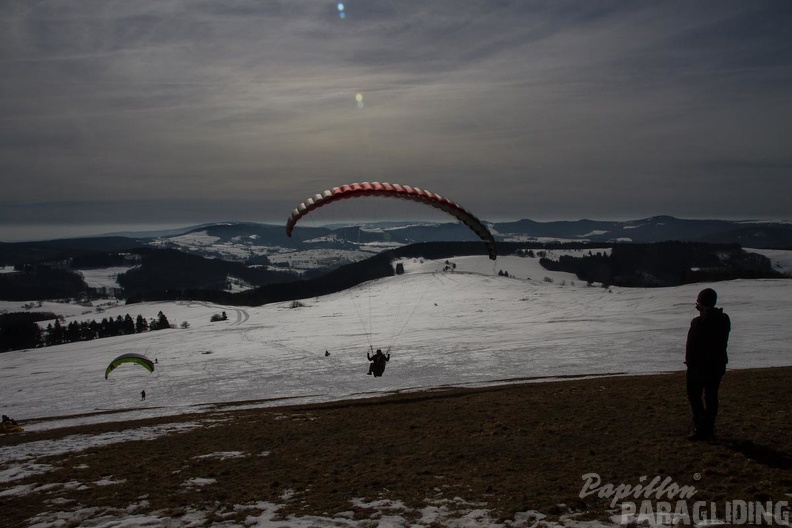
[{"xmin": 685, "ymin": 288, "xmax": 731, "ymax": 441}]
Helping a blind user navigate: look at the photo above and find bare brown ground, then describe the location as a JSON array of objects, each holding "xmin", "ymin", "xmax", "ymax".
[{"xmin": 2, "ymin": 367, "xmax": 791, "ymax": 527}]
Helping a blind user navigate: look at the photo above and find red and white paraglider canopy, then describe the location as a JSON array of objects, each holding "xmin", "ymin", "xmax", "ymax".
[{"xmin": 285, "ymin": 182, "xmax": 496, "ymax": 260}]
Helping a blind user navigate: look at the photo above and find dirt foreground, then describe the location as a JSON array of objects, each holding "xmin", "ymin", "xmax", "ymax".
[{"xmin": 2, "ymin": 367, "xmax": 791, "ymax": 527}]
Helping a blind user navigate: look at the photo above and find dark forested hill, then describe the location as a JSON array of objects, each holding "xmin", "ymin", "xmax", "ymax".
[
  {"xmin": 538, "ymin": 242, "xmax": 786, "ymax": 287},
  {"xmin": 1, "ymin": 217, "xmax": 790, "ymax": 304},
  {"xmin": 0, "ymin": 237, "xmax": 148, "ymax": 266}
]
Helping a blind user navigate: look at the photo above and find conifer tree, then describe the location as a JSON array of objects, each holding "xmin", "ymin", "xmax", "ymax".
[{"xmin": 154, "ymin": 311, "xmax": 170, "ymax": 330}]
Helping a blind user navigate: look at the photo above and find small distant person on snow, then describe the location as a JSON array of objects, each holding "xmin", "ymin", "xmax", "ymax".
[
  {"xmin": 685, "ymin": 288, "xmax": 731, "ymax": 442},
  {"xmin": 2, "ymin": 414, "xmax": 18, "ymax": 426},
  {"xmin": 367, "ymin": 348, "xmax": 390, "ymax": 377},
  {"xmin": 325, "ymin": 350, "xmax": 330, "ymax": 357},
  {"xmin": 141, "ymin": 390, "xmax": 146, "ymax": 401}
]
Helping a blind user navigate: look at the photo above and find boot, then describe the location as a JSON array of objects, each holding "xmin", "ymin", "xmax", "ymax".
[{"xmin": 687, "ymin": 417, "xmax": 709, "ymax": 441}]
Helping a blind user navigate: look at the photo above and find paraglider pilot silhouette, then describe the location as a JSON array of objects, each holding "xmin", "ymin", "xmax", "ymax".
[{"xmin": 367, "ymin": 348, "xmax": 390, "ymax": 377}]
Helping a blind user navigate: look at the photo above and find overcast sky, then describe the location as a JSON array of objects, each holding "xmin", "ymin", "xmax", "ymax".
[{"xmin": 1, "ymin": 1, "xmax": 791, "ymax": 240}]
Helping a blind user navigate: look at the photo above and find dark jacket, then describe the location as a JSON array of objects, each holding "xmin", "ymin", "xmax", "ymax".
[
  {"xmin": 685, "ymin": 307, "xmax": 731, "ymax": 369},
  {"xmin": 367, "ymin": 351, "xmax": 390, "ymax": 376}
]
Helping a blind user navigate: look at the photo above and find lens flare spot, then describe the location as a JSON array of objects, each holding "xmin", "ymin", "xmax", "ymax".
[
  {"xmin": 337, "ymin": 2, "xmax": 345, "ymax": 11},
  {"xmin": 355, "ymin": 93, "xmax": 363, "ymax": 103}
]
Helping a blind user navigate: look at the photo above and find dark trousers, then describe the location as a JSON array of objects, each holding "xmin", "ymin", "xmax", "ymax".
[{"xmin": 686, "ymin": 366, "xmax": 725, "ymax": 432}]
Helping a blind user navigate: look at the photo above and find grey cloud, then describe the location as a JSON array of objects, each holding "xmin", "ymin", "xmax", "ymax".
[{"xmin": 1, "ymin": 0, "xmax": 791, "ymax": 234}]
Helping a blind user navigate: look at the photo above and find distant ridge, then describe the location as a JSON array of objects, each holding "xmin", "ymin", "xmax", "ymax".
[
  {"xmin": 4, "ymin": 216, "xmax": 792, "ymax": 255},
  {"xmin": 491, "ymin": 216, "xmax": 792, "ymax": 247}
]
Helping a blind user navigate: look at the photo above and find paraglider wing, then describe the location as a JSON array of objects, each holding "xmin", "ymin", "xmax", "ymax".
[
  {"xmin": 285, "ymin": 182, "xmax": 497, "ymax": 260},
  {"xmin": 105, "ymin": 353, "xmax": 155, "ymax": 379}
]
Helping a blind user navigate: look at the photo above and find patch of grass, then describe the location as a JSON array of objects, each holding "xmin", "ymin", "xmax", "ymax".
[{"xmin": 2, "ymin": 367, "xmax": 791, "ymax": 526}]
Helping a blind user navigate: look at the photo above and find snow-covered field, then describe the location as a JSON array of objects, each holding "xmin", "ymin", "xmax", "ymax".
[
  {"xmin": 2, "ymin": 252, "xmax": 790, "ymax": 432},
  {"xmin": 1, "ymin": 252, "xmax": 791, "ymax": 527}
]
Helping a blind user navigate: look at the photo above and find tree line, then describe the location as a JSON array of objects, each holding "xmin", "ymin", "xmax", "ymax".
[
  {"xmin": 0, "ymin": 311, "xmax": 171, "ymax": 352},
  {"xmin": 538, "ymin": 242, "xmax": 785, "ymax": 287}
]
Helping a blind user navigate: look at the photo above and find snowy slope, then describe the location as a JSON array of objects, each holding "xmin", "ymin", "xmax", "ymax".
[{"xmin": 2, "ymin": 256, "xmax": 790, "ymax": 433}]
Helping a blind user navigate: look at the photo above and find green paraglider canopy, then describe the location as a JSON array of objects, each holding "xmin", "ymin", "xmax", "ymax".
[{"xmin": 105, "ymin": 353, "xmax": 155, "ymax": 379}]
